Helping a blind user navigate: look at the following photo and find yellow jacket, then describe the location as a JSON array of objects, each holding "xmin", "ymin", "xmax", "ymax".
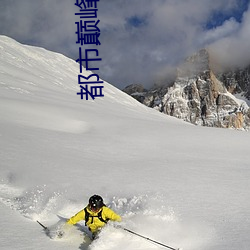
[{"xmin": 67, "ymin": 206, "xmax": 121, "ymax": 233}]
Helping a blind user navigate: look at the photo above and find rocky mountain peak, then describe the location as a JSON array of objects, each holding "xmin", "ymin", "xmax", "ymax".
[
  {"xmin": 123, "ymin": 49, "xmax": 250, "ymax": 130},
  {"xmin": 177, "ymin": 49, "xmax": 210, "ymax": 78}
]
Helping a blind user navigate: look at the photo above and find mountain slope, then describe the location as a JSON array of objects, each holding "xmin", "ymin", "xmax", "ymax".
[{"xmin": 0, "ymin": 36, "xmax": 250, "ymax": 250}]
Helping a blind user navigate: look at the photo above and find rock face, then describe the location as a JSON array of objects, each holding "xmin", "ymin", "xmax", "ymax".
[
  {"xmin": 123, "ymin": 84, "xmax": 147, "ymax": 103},
  {"xmin": 218, "ymin": 66, "xmax": 250, "ymax": 100},
  {"xmin": 124, "ymin": 49, "xmax": 250, "ymax": 130}
]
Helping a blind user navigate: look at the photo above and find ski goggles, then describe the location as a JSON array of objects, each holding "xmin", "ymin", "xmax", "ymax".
[{"xmin": 89, "ymin": 204, "xmax": 101, "ymax": 212}]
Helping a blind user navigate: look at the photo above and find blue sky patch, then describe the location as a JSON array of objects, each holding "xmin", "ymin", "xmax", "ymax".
[
  {"xmin": 126, "ymin": 15, "xmax": 147, "ymax": 28},
  {"xmin": 206, "ymin": 0, "xmax": 249, "ymax": 29}
]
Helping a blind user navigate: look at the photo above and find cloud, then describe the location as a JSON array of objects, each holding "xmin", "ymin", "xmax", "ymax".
[
  {"xmin": 209, "ymin": 3, "xmax": 250, "ymax": 69},
  {"xmin": 96, "ymin": 0, "xmax": 249, "ymax": 88},
  {"xmin": 0, "ymin": 0, "xmax": 249, "ymax": 89},
  {"xmin": 0, "ymin": 0, "xmax": 76, "ymax": 56},
  {"xmin": 200, "ymin": 18, "xmax": 240, "ymax": 45}
]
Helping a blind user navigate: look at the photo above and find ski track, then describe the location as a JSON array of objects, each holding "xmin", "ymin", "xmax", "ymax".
[{"xmin": 0, "ymin": 180, "xmax": 212, "ymax": 250}]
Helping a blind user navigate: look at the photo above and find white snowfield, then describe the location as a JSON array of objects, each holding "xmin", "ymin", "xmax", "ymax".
[{"xmin": 0, "ymin": 35, "xmax": 250, "ymax": 250}]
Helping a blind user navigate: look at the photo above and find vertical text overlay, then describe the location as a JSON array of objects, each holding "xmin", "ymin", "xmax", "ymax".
[{"xmin": 75, "ymin": 0, "xmax": 104, "ymax": 100}]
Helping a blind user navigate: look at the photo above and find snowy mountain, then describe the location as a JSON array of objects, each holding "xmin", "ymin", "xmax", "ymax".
[
  {"xmin": 124, "ymin": 49, "xmax": 250, "ymax": 130},
  {"xmin": 1, "ymin": 36, "xmax": 250, "ymax": 250}
]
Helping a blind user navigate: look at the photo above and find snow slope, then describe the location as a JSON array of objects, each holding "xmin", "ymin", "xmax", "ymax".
[{"xmin": 0, "ymin": 35, "xmax": 250, "ymax": 250}]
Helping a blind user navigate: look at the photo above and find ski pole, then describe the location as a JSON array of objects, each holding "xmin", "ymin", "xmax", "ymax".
[
  {"xmin": 122, "ymin": 227, "xmax": 180, "ymax": 250},
  {"xmin": 37, "ymin": 220, "xmax": 48, "ymax": 231}
]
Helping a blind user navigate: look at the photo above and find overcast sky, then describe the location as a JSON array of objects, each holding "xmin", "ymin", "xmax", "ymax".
[{"xmin": 0, "ymin": 0, "xmax": 249, "ymax": 89}]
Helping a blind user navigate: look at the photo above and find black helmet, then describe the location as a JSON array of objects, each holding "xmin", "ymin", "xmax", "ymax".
[{"xmin": 89, "ymin": 195, "xmax": 104, "ymax": 210}]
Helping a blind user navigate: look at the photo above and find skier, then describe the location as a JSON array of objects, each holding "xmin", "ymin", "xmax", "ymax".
[{"xmin": 66, "ymin": 194, "xmax": 122, "ymax": 239}]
